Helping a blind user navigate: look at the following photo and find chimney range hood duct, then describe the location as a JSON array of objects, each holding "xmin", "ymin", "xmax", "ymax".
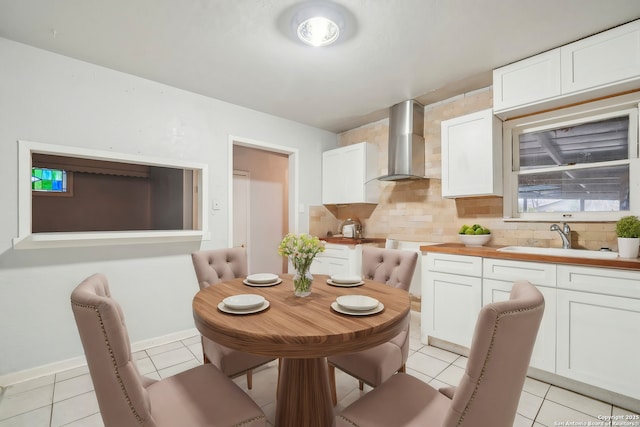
[{"xmin": 377, "ymin": 100, "xmax": 426, "ymax": 181}]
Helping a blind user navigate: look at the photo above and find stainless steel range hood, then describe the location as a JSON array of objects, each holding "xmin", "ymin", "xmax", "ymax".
[{"xmin": 377, "ymin": 100, "xmax": 426, "ymax": 181}]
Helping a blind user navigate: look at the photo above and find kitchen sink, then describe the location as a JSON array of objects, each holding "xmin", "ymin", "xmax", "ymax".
[{"xmin": 496, "ymin": 246, "xmax": 619, "ymax": 260}]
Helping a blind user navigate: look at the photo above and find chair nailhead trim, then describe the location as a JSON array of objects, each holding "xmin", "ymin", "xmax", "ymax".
[
  {"xmin": 72, "ymin": 301, "xmax": 146, "ymax": 425},
  {"xmin": 336, "ymin": 415, "xmax": 360, "ymax": 427},
  {"xmin": 234, "ymin": 415, "xmax": 267, "ymax": 426},
  {"xmin": 455, "ymin": 301, "xmax": 545, "ymax": 426}
]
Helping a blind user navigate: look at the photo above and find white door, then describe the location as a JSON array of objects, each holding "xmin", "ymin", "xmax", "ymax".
[{"xmin": 233, "ymin": 171, "xmax": 250, "ymax": 249}]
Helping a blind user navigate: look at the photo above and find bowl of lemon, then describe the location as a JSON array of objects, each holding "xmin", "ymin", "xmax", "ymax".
[{"xmin": 458, "ymin": 224, "xmax": 492, "ymax": 247}]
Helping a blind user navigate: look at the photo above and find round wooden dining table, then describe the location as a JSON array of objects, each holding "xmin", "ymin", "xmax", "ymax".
[{"xmin": 192, "ymin": 274, "xmax": 411, "ymax": 427}]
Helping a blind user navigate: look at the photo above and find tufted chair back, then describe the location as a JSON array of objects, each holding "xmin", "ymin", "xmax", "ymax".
[
  {"xmin": 191, "ymin": 247, "xmax": 248, "ymax": 290},
  {"xmin": 443, "ymin": 280, "xmax": 545, "ymax": 426},
  {"xmin": 190, "ymin": 247, "xmax": 275, "ymax": 385},
  {"xmin": 362, "ymin": 246, "xmax": 418, "ymax": 290},
  {"xmin": 335, "ymin": 280, "xmax": 544, "ymax": 427},
  {"xmin": 71, "ymin": 273, "xmax": 157, "ymax": 427},
  {"xmin": 327, "ymin": 245, "xmax": 418, "ymax": 405},
  {"xmin": 72, "ymin": 273, "xmax": 267, "ymax": 426}
]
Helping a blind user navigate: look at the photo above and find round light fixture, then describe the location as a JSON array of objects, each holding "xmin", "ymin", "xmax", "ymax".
[
  {"xmin": 290, "ymin": 1, "xmax": 348, "ymax": 47},
  {"xmin": 297, "ymin": 16, "xmax": 340, "ymax": 47}
]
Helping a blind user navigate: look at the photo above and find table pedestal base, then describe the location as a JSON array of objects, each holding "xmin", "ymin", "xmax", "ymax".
[{"xmin": 276, "ymin": 358, "xmax": 334, "ymax": 427}]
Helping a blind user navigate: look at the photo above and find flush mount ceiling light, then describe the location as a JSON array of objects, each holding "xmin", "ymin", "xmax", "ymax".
[
  {"xmin": 291, "ymin": 1, "xmax": 348, "ymax": 47},
  {"xmin": 297, "ymin": 16, "xmax": 340, "ymax": 46}
]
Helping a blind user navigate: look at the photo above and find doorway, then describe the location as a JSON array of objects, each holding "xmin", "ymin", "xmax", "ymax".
[{"xmin": 231, "ymin": 137, "xmax": 298, "ymax": 274}]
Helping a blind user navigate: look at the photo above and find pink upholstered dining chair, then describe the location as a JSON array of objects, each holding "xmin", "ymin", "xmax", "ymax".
[
  {"xmin": 336, "ymin": 280, "xmax": 545, "ymax": 427},
  {"xmin": 328, "ymin": 246, "xmax": 418, "ymax": 405},
  {"xmin": 71, "ymin": 273, "xmax": 266, "ymax": 427},
  {"xmin": 191, "ymin": 247, "xmax": 276, "ymax": 389}
]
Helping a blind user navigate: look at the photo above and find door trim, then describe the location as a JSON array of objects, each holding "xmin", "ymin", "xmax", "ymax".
[{"xmin": 228, "ymin": 135, "xmax": 299, "ymax": 248}]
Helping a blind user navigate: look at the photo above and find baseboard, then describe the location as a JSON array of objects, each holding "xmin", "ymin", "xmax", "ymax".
[{"xmin": 0, "ymin": 328, "xmax": 200, "ymax": 387}]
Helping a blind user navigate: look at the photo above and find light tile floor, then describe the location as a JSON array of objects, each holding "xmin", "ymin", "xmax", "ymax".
[{"xmin": 0, "ymin": 312, "xmax": 637, "ymax": 426}]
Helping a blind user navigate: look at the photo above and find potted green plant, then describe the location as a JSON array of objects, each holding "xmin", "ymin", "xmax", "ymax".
[{"xmin": 615, "ymin": 215, "xmax": 640, "ymax": 258}]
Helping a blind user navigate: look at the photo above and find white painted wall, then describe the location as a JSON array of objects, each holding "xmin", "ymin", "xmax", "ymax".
[{"xmin": 0, "ymin": 38, "xmax": 337, "ymax": 380}]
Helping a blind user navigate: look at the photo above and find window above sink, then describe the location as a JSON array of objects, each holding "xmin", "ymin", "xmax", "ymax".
[{"xmin": 503, "ymin": 92, "xmax": 640, "ymax": 222}]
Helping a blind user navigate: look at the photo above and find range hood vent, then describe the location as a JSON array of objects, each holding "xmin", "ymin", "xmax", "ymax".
[{"xmin": 377, "ymin": 100, "xmax": 426, "ymax": 181}]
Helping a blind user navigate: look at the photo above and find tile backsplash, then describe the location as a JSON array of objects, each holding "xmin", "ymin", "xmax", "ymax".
[{"xmin": 310, "ymin": 87, "xmax": 619, "ymax": 251}]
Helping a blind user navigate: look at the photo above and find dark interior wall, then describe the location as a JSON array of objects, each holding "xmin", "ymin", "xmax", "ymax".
[
  {"xmin": 150, "ymin": 167, "xmax": 184, "ymax": 230},
  {"xmin": 32, "ymin": 172, "xmax": 152, "ymax": 232}
]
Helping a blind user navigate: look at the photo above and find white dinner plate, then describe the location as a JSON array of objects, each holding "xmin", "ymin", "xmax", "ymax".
[
  {"xmin": 331, "ymin": 301, "xmax": 384, "ymax": 316},
  {"xmin": 246, "ymin": 273, "xmax": 279, "ymax": 284},
  {"xmin": 243, "ymin": 278, "xmax": 282, "ymax": 287},
  {"xmin": 330, "ymin": 274, "xmax": 363, "ymax": 284},
  {"xmin": 336, "ymin": 295, "xmax": 380, "ymax": 311},
  {"xmin": 218, "ymin": 300, "xmax": 270, "ymax": 315},
  {"xmin": 222, "ymin": 294, "xmax": 265, "ymax": 310},
  {"xmin": 326, "ymin": 279, "xmax": 364, "ymax": 287}
]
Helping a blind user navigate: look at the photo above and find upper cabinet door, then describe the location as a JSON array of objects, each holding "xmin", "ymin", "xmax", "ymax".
[
  {"xmin": 493, "ymin": 49, "xmax": 561, "ymax": 113},
  {"xmin": 322, "ymin": 142, "xmax": 379, "ymax": 204},
  {"xmin": 561, "ymin": 20, "xmax": 640, "ymax": 94},
  {"xmin": 493, "ymin": 19, "xmax": 640, "ymax": 119},
  {"xmin": 441, "ymin": 109, "xmax": 502, "ymax": 198}
]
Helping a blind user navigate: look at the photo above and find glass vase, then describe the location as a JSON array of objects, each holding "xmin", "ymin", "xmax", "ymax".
[{"xmin": 293, "ymin": 268, "xmax": 313, "ymax": 297}]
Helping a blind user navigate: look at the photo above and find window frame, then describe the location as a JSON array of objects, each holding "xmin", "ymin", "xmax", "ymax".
[
  {"xmin": 502, "ymin": 92, "xmax": 640, "ymax": 222},
  {"xmin": 14, "ymin": 140, "xmax": 209, "ymax": 249}
]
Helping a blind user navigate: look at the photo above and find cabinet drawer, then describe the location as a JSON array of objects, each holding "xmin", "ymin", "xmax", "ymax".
[
  {"xmin": 320, "ymin": 244, "xmax": 350, "ymax": 259},
  {"xmin": 557, "ymin": 265, "xmax": 640, "ymax": 299},
  {"xmin": 425, "ymin": 253, "xmax": 481, "ymax": 276},
  {"xmin": 483, "ymin": 258, "xmax": 556, "ymax": 287}
]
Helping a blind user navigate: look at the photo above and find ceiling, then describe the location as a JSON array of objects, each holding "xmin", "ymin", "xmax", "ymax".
[{"xmin": 1, "ymin": 0, "xmax": 640, "ymax": 133}]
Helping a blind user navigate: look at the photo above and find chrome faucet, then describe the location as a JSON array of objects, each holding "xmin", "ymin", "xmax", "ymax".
[{"xmin": 550, "ymin": 222, "xmax": 572, "ymax": 249}]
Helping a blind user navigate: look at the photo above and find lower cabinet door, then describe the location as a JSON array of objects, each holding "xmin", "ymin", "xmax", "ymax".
[
  {"xmin": 310, "ymin": 257, "xmax": 349, "ymax": 276},
  {"xmin": 557, "ymin": 289, "xmax": 640, "ymax": 400},
  {"xmin": 424, "ymin": 271, "xmax": 481, "ymax": 348},
  {"xmin": 483, "ymin": 279, "xmax": 556, "ymax": 373}
]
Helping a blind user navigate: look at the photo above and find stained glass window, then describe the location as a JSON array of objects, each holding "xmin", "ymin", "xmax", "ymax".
[{"xmin": 32, "ymin": 167, "xmax": 67, "ymax": 192}]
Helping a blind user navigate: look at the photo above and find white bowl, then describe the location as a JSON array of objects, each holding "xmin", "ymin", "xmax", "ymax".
[
  {"xmin": 222, "ymin": 294, "xmax": 265, "ymax": 310},
  {"xmin": 330, "ymin": 274, "xmax": 362, "ymax": 284},
  {"xmin": 246, "ymin": 273, "xmax": 279, "ymax": 284},
  {"xmin": 458, "ymin": 233, "xmax": 492, "ymax": 247},
  {"xmin": 336, "ymin": 295, "xmax": 379, "ymax": 311}
]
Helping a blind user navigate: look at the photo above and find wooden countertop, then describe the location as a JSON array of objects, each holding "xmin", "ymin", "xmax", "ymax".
[
  {"xmin": 419, "ymin": 243, "xmax": 640, "ymax": 270},
  {"xmin": 321, "ymin": 237, "xmax": 386, "ymax": 245}
]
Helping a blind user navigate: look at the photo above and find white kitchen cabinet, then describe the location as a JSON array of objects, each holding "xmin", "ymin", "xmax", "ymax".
[
  {"xmin": 482, "ymin": 258, "xmax": 557, "ymax": 373},
  {"xmin": 441, "ymin": 109, "xmax": 502, "ymax": 198},
  {"xmin": 556, "ymin": 265, "xmax": 640, "ymax": 400},
  {"xmin": 483, "ymin": 279, "xmax": 556, "ymax": 372},
  {"xmin": 493, "ymin": 49, "xmax": 562, "ymax": 112},
  {"xmin": 309, "ymin": 243, "xmax": 361, "ymax": 276},
  {"xmin": 423, "ymin": 253, "xmax": 482, "ymax": 348},
  {"xmin": 561, "ymin": 19, "xmax": 640, "ymax": 94},
  {"xmin": 422, "ymin": 251, "xmax": 640, "ymax": 409},
  {"xmin": 322, "ymin": 142, "xmax": 379, "ymax": 205},
  {"xmin": 494, "ymin": 19, "xmax": 640, "ymax": 119}
]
